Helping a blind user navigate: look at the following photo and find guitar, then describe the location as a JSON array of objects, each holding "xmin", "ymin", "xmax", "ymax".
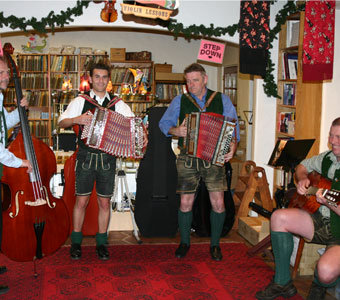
[{"xmin": 287, "ymin": 172, "xmax": 340, "ymax": 214}]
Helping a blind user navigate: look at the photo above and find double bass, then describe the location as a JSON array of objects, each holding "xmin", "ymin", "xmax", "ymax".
[{"xmin": 1, "ymin": 45, "xmax": 70, "ymax": 262}]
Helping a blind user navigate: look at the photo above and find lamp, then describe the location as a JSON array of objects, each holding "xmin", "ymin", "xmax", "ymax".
[
  {"xmin": 79, "ymin": 71, "xmax": 90, "ymax": 93},
  {"xmin": 106, "ymin": 80, "xmax": 113, "ymax": 92},
  {"xmin": 62, "ymin": 70, "xmax": 72, "ymax": 91}
]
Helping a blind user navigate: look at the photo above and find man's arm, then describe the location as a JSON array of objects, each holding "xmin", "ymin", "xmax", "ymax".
[
  {"xmin": 295, "ymin": 163, "xmax": 310, "ymax": 195},
  {"xmin": 159, "ymin": 95, "xmax": 181, "ymax": 137},
  {"xmin": 58, "ymin": 97, "xmax": 87, "ymax": 128},
  {"xmin": 58, "ymin": 114, "xmax": 90, "ymax": 128}
]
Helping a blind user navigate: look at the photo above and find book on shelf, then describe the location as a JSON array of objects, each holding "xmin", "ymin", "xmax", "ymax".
[
  {"xmin": 277, "ymin": 111, "xmax": 295, "ymax": 134},
  {"xmin": 155, "ymin": 83, "xmax": 185, "ymax": 100},
  {"xmin": 283, "ymin": 83, "xmax": 296, "ymax": 106},
  {"xmin": 286, "ymin": 20, "xmax": 299, "ymax": 48},
  {"xmin": 282, "ymin": 52, "xmax": 298, "ymax": 80},
  {"xmin": 287, "ymin": 53, "xmax": 298, "ymax": 79}
]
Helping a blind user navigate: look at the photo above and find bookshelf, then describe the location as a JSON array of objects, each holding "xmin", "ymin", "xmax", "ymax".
[
  {"xmin": 110, "ymin": 61, "xmax": 154, "ymax": 116},
  {"xmin": 3, "ymin": 53, "xmax": 109, "ymax": 146},
  {"xmin": 154, "ymin": 71, "xmax": 185, "ymax": 104},
  {"xmin": 16, "ymin": 54, "xmax": 50, "ymax": 144},
  {"xmin": 274, "ymin": 11, "xmax": 323, "ymax": 188}
]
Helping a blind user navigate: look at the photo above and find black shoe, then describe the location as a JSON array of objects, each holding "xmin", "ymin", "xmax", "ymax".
[
  {"xmin": 0, "ymin": 266, "xmax": 7, "ymax": 275},
  {"xmin": 0, "ymin": 285, "xmax": 9, "ymax": 295},
  {"xmin": 210, "ymin": 246, "xmax": 223, "ymax": 261},
  {"xmin": 96, "ymin": 245, "xmax": 109, "ymax": 261},
  {"xmin": 175, "ymin": 243, "xmax": 190, "ymax": 258},
  {"xmin": 70, "ymin": 243, "xmax": 81, "ymax": 260},
  {"xmin": 306, "ymin": 281, "xmax": 326, "ymax": 300},
  {"xmin": 255, "ymin": 280, "xmax": 297, "ymax": 300}
]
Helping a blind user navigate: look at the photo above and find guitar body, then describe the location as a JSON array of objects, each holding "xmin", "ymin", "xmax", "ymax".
[{"xmin": 288, "ymin": 172, "xmax": 333, "ymax": 214}]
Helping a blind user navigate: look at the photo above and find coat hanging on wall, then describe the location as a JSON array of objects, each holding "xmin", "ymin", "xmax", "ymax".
[
  {"xmin": 239, "ymin": 0, "xmax": 271, "ymax": 78},
  {"xmin": 302, "ymin": 0, "xmax": 335, "ymax": 81}
]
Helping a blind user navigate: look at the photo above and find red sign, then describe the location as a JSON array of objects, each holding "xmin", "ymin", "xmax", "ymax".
[{"xmin": 197, "ymin": 39, "xmax": 225, "ymax": 64}]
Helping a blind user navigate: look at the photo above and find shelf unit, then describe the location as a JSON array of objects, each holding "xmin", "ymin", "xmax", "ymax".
[
  {"xmin": 223, "ymin": 66, "xmax": 237, "ymax": 106},
  {"xmin": 110, "ymin": 61, "xmax": 154, "ymax": 116},
  {"xmin": 16, "ymin": 54, "xmax": 50, "ymax": 144},
  {"xmin": 3, "ymin": 53, "xmax": 109, "ymax": 146},
  {"xmin": 274, "ymin": 11, "xmax": 323, "ymax": 188},
  {"xmin": 50, "ymin": 54, "xmax": 109, "ymax": 131},
  {"xmin": 154, "ymin": 71, "xmax": 185, "ymax": 104}
]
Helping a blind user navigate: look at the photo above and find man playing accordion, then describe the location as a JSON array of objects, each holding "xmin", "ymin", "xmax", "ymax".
[
  {"xmin": 58, "ymin": 62, "xmax": 134, "ymax": 261},
  {"xmin": 159, "ymin": 63, "xmax": 240, "ymax": 261}
]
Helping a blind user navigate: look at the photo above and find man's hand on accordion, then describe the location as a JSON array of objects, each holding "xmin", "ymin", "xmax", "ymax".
[
  {"xmin": 75, "ymin": 112, "xmax": 93, "ymax": 125},
  {"xmin": 224, "ymin": 141, "xmax": 237, "ymax": 163},
  {"xmin": 169, "ymin": 119, "xmax": 187, "ymax": 137}
]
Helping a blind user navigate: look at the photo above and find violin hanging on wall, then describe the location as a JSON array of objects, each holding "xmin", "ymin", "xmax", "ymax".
[{"xmin": 100, "ymin": 0, "xmax": 118, "ymax": 23}]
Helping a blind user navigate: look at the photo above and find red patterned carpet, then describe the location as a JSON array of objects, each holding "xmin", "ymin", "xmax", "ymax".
[{"xmin": 0, "ymin": 243, "xmax": 303, "ymax": 300}]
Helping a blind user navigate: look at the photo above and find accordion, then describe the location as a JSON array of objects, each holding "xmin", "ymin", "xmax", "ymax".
[
  {"xmin": 80, "ymin": 108, "xmax": 146, "ymax": 159},
  {"xmin": 184, "ymin": 112, "xmax": 236, "ymax": 166}
]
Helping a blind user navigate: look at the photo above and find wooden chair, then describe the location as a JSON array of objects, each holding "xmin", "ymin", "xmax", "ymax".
[{"xmin": 233, "ymin": 161, "xmax": 274, "ymax": 229}]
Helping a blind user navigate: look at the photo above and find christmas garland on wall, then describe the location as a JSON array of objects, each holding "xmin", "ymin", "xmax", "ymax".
[
  {"xmin": 0, "ymin": 0, "xmax": 304, "ymax": 98},
  {"xmin": 167, "ymin": 1, "xmax": 305, "ymax": 98},
  {"xmin": 0, "ymin": 0, "xmax": 90, "ymax": 33}
]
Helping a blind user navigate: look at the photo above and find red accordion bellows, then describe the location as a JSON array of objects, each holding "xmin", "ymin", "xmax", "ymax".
[
  {"xmin": 81, "ymin": 108, "xmax": 146, "ymax": 159},
  {"xmin": 185, "ymin": 112, "xmax": 236, "ymax": 166}
]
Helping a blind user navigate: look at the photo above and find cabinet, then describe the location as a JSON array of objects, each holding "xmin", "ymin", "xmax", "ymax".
[
  {"xmin": 274, "ymin": 12, "xmax": 323, "ymax": 187},
  {"xmin": 154, "ymin": 71, "xmax": 186, "ymax": 104}
]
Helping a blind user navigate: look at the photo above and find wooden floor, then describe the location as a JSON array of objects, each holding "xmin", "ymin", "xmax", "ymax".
[{"xmin": 73, "ymin": 229, "xmax": 337, "ymax": 300}]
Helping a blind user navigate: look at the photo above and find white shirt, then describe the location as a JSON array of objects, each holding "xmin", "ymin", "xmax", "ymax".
[
  {"xmin": 58, "ymin": 90, "xmax": 134, "ymax": 122},
  {"xmin": 0, "ymin": 92, "xmax": 23, "ymax": 168}
]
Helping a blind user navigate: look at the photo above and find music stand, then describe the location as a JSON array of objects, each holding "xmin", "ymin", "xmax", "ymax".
[
  {"xmin": 247, "ymin": 139, "xmax": 315, "ymax": 258},
  {"xmin": 268, "ymin": 139, "xmax": 315, "ymax": 191}
]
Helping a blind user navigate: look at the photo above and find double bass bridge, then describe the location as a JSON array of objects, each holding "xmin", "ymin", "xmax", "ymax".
[{"xmin": 10, "ymin": 186, "xmax": 56, "ymax": 218}]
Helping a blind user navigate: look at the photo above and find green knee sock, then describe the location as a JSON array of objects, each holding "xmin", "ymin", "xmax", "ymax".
[
  {"xmin": 178, "ymin": 210, "xmax": 192, "ymax": 245},
  {"xmin": 210, "ymin": 210, "xmax": 226, "ymax": 247},
  {"xmin": 271, "ymin": 231, "xmax": 294, "ymax": 285},
  {"xmin": 71, "ymin": 231, "xmax": 83, "ymax": 245},
  {"xmin": 96, "ymin": 232, "xmax": 108, "ymax": 246},
  {"xmin": 314, "ymin": 268, "xmax": 340, "ymax": 288}
]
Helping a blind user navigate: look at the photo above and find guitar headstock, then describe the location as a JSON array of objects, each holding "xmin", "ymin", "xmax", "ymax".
[{"xmin": 323, "ymin": 189, "xmax": 340, "ymax": 206}]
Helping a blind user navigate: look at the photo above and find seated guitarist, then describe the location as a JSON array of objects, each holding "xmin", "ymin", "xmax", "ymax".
[{"xmin": 256, "ymin": 117, "xmax": 340, "ymax": 300}]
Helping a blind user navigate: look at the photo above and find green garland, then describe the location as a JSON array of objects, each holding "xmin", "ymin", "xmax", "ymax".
[
  {"xmin": 167, "ymin": 1, "xmax": 305, "ymax": 98},
  {"xmin": 0, "ymin": 0, "xmax": 304, "ymax": 98},
  {"xmin": 263, "ymin": 1, "xmax": 305, "ymax": 98},
  {"xmin": 0, "ymin": 0, "xmax": 90, "ymax": 33}
]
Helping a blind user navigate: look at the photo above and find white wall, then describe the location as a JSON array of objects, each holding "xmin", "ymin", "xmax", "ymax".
[
  {"xmin": 0, "ymin": 0, "xmax": 241, "ymax": 44},
  {"xmin": 251, "ymin": 1, "xmax": 284, "ymax": 191}
]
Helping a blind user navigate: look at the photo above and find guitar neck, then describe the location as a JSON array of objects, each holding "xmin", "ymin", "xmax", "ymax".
[{"xmin": 306, "ymin": 186, "xmax": 318, "ymax": 195}]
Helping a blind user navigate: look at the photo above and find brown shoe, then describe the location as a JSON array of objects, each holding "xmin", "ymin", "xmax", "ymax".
[
  {"xmin": 210, "ymin": 246, "xmax": 223, "ymax": 261},
  {"xmin": 0, "ymin": 285, "xmax": 9, "ymax": 295},
  {"xmin": 306, "ymin": 281, "xmax": 326, "ymax": 300},
  {"xmin": 175, "ymin": 243, "xmax": 190, "ymax": 258},
  {"xmin": 70, "ymin": 243, "xmax": 81, "ymax": 260},
  {"xmin": 96, "ymin": 245, "xmax": 109, "ymax": 261},
  {"xmin": 256, "ymin": 280, "xmax": 297, "ymax": 300}
]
